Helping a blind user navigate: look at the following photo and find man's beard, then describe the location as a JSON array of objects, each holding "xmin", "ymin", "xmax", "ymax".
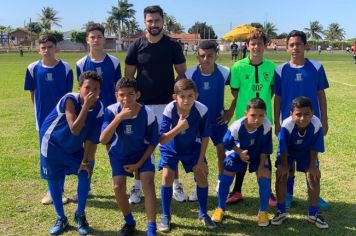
[{"xmin": 147, "ymin": 27, "xmax": 163, "ymax": 36}]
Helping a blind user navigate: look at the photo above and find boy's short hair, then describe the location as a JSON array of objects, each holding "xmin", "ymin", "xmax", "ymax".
[
  {"xmin": 198, "ymin": 40, "xmax": 218, "ymax": 53},
  {"xmin": 115, "ymin": 77, "xmax": 138, "ymax": 92},
  {"xmin": 39, "ymin": 35, "xmax": 57, "ymax": 45},
  {"xmin": 144, "ymin": 5, "xmax": 164, "ymax": 18},
  {"xmin": 246, "ymin": 29, "xmax": 267, "ymax": 45},
  {"xmin": 291, "ymin": 96, "xmax": 313, "ymax": 111},
  {"xmin": 78, "ymin": 71, "xmax": 102, "ymax": 89},
  {"xmin": 246, "ymin": 98, "xmax": 266, "ymax": 111},
  {"xmin": 174, "ymin": 78, "xmax": 197, "ymax": 94},
  {"xmin": 86, "ymin": 22, "xmax": 105, "ymax": 36},
  {"xmin": 287, "ymin": 30, "xmax": 307, "ymax": 45}
]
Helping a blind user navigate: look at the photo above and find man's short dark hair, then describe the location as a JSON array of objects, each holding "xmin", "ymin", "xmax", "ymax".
[
  {"xmin": 291, "ymin": 96, "xmax": 313, "ymax": 112},
  {"xmin": 198, "ymin": 40, "xmax": 218, "ymax": 53},
  {"xmin": 246, "ymin": 98, "xmax": 267, "ymax": 111},
  {"xmin": 78, "ymin": 71, "xmax": 102, "ymax": 89},
  {"xmin": 144, "ymin": 5, "xmax": 164, "ymax": 18},
  {"xmin": 39, "ymin": 35, "xmax": 57, "ymax": 45},
  {"xmin": 287, "ymin": 30, "xmax": 307, "ymax": 45},
  {"xmin": 174, "ymin": 78, "xmax": 197, "ymax": 94},
  {"xmin": 115, "ymin": 77, "xmax": 138, "ymax": 92},
  {"xmin": 86, "ymin": 23, "xmax": 105, "ymax": 36}
]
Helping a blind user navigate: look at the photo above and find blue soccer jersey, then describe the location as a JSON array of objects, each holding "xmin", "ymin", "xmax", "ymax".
[
  {"xmin": 76, "ymin": 54, "xmax": 121, "ymax": 107},
  {"xmin": 185, "ymin": 64, "xmax": 230, "ymax": 124},
  {"xmin": 40, "ymin": 93, "xmax": 104, "ymax": 162},
  {"xmin": 224, "ymin": 117, "xmax": 273, "ymax": 162},
  {"xmin": 278, "ymin": 115, "xmax": 325, "ymax": 159},
  {"xmin": 274, "ymin": 59, "xmax": 329, "ymax": 121},
  {"xmin": 102, "ymin": 103, "xmax": 159, "ymax": 163},
  {"xmin": 159, "ymin": 101, "xmax": 211, "ymax": 156},
  {"xmin": 24, "ymin": 60, "xmax": 73, "ymax": 130}
]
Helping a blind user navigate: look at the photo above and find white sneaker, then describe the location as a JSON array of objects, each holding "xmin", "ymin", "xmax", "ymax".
[
  {"xmin": 188, "ymin": 190, "xmax": 198, "ymax": 202},
  {"xmin": 128, "ymin": 186, "xmax": 142, "ymax": 204},
  {"xmin": 173, "ymin": 182, "xmax": 187, "ymax": 202}
]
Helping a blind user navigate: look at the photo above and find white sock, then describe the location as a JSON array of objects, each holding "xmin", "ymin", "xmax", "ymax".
[
  {"xmin": 173, "ymin": 179, "xmax": 180, "ymax": 188},
  {"xmin": 134, "ymin": 180, "xmax": 141, "ymax": 189}
]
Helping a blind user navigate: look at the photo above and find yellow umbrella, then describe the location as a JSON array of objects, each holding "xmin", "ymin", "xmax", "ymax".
[{"xmin": 223, "ymin": 24, "xmax": 257, "ymax": 41}]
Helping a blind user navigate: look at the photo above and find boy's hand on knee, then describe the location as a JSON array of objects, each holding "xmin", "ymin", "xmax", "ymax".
[
  {"xmin": 238, "ymin": 150, "xmax": 250, "ymax": 163},
  {"xmin": 276, "ymin": 166, "xmax": 289, "ymax": 180},
  {"xmin": 195, "ymin": 161, "xmax": 208, "ymax": 176},
  {"xmin": 307, "ymin": 167, "xmax": 321, "ymax": 182},
  {"xmin": 124, "ymin": 164, "xmax": 138, "ymax": 173},
  {"xmin": 257, "ymin": 166, "xmax": 270, "ymax": 179},
  {"xmin": 78, "ymin": 162, "xmax": 93, "ymax": 178}
]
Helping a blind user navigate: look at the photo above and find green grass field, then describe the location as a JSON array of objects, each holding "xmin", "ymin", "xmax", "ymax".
[{"xmin": 0, "ymin": 50, "xmax": 355, "ymax": 236}]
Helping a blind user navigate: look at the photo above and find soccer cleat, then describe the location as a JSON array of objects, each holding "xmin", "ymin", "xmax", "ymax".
[
  {"xmin": 117, "ymin": 223, "xmax": 136, "ymax": 236},
  {"xmin": 318, "ymin": 197, "xmax": 329, "ymax": 209},
  {"xmin": 212, "ymin": 208, "xmax": 225, "ymax": 223},
  {"xmin": 226, "ymin": 191, "xmax": 243, "ymax": 204},
  {"xmin": 269, "ymin": 193, "xmax": 277, "ymax": 207},
  {"xmin": 173, "ymin": 182, "xmax": 187, "ymax": 202},
  {"xmin": 257, "ymin": 211, "xmax": 270, "ymax": 227},
  {"xmin": 188, "ymin": 190, "xmax": 198, "ymax": 202},
  {"xmin": 285, "ymin": 193, "xmax": 293, "ymax": 209},
  {"xmin": 199, "ymin": 215, "xmax": 217, "ymax": 229},
  {"xmin": 158, "ymin": 215, "xmax": 171, "ymax": 232},
  {"xmin": 271, "ymin": 211, "xmax": 287, "ymax": 225},
  {"xmin": 74, "ymin": 212, "xmax": 90, "ymax": 235},
  {"xmin": 308, "ymin": 213, "xmax": 329, "ymax": 229},
  {"xmin": 49, "ymin": 216, "xmax": 68, "ymax": 235},
  {"xmin": 128, "ymin": 186, "xmax": 142, "ymax": 204}
]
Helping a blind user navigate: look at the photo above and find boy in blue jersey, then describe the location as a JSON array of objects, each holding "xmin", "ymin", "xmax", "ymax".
[
  {"xmin": 272, "ymin": 96, "xmax": 328, "ymax": 229},
  {"xmin": 100, "ymin": 77, "xmax": 159, "ymax": 236},
  {"xmin": 40, "ymin": 71, "xmax": 103, "ymax": 235},
  {"xmin": 211, "ymin": 98, "xmax": 273, "ymax": 227},
  {"xmin": 274, "ymin": 30, "xmax": 329, "ymax": 209},
  {"xmin": 185, "ymin": 40, "xmax": 236, "ymax": 201},
  {"xmin": 158, "ymin": 79, "xmax": 216, "ymax": 232},
  {"xmin": 76, "ymin": 23, "xmax": 121, "ymax": 108},
  {"xmin": 24, "ymin": 35, "xmax": 73, "ymax": 205}
]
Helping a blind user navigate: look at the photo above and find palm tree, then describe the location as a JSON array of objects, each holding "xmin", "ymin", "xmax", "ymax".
[
  {"xmin": 324, "ymin": 23, "xmax": 345, "ymax": 41},
  {"xmin": 124, "ymin": 19, "xmax": 141, "ymax": 37},
  {"xmin": 164, "ymin": 14, "xmax": 184, "ymax": 34},
  {"xmin": 263, "ymin": 22, "xmax": 278, "ymax": 41},
  {"xmin": 104, "ymin": 16, "xmax": 118, "ymax": 36},
  {"xmin": 304, "ymin": 21, "xmax": 324, "ymax": 40},
  {"xmin": 108, "ymin": 0, "xmax": 136, "ymax": 41},
  {"xmin": 38, "ymin": 7, "xmax": 61, "ymax": 31}
]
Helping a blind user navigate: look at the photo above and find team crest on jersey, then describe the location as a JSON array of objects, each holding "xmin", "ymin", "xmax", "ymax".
[
  {"xmin": 226, "ymin": 160, "xmax": 233, "ymax": 167},
  {"xmin": 263, "ymin": 72, "xmax": 269, "ymax": 81},
  {"xmin": 124, "ymin": 125, "xmax": 133, "ymax": 135},
  {"xmin": 250, "ymin": 138, "xmax": 255, "ymax": 146},
  {"xmin": 296, "ymin": 139, "xmax": 303, "ymax": 145},
  {"xmin": 295, "ymin": 73, "xmax": 303, "ymax": 82},
  {"xmin": 96, "ymin": 67, "xmax": 103, "ymax": 76},
  {"xmin": 46, "ymin": 73, "xmax": 53, "ymax": 81},
  {"xmin": 42, "ymin": 167, "xmax": 48, "ymax": 176},
  {"xmin": 252, "ymin": 83, "xmax": 263, "ymax": 93},
  {"xmin": 203, "ymin": 82, "xmax": 210, "ymax": 90}
]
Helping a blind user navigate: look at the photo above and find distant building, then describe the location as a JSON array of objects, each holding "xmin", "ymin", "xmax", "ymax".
[{"xmin": 9, "ymin": 28, "xmax": 37, "ymax": 47}]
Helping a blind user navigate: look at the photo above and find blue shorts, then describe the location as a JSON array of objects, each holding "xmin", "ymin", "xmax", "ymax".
[
  {"xmin": 275, "ymin": 154, "xmax": 319, "ymax": 172},
  {"xmin": 40, "ymin": 150, "xmax": 95, "ymax": 179},
  {"xmin": 110, "ymin": 155, "xmax": 155, "ymax": 177},
  {"xmin": 210, "ymin": 123, "xmax": 228, "ymax": 146},
  {"xmin": 158, "ymin": 151, "xmax": 204, "ymax": 173},
  {"xmin": 223, "ymin": 151, "xmax": 271, "ymax": 173}
]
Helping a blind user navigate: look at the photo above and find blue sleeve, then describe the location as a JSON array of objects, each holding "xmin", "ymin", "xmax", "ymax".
[
  {"xmin": 261, "ymin": 129, "xmax": 273, "ymax": 155},
  {"xmin": 200, "ymin": 112, "xmax": 211, "ymax": 138},
  {"xmin": 160, "ymin": 114, "xmax": 172, "ymax": 136},
  {"xmin": 278, "ymin": 127, "xmax": 289, "ymax": 153},
  {"xmin": 76, "ymin": 65, "xmax": 81, "ymax": 82},
  {"xmin": 274, "ymin": 70, "xmax": 282, "ymax": 96},
  {"xmin": 311, "ymin": 128, "xmax": 325, "ymax": 153},
  {"xmin": 317, "ymin": 65, "xmax": 329, "ymax": 91},
  {"xmin": 24, "ymin": 69, "xmax": 35, "ymax": 91},
  {"xmin": 87, "ymin": 113, "xmax": 104, "ymax": 144},
  {"xmin": 145, "ymin": 118, "xmax": 159, "ymax": 146},
  {"xmin": 66, "ymin": 69, "xmax": 74, "ymax": 93},
  {"xmin": 115, "ymin": 62, "xmax": 122, "ymax": 85},
  {"xmin": 101, "ymin": 108, "xmax": 116, "ymax": 145},
  {"xmin": 223, "ymin": 130, "xmax": 239, "ymax": 151},
  {"xmin": 58, "ymin": 94, "xmax": 76, "ymax": 113}
]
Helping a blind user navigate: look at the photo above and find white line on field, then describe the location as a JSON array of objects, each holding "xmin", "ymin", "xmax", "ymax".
[{"xmin": 329, "ymin": 79, "xmax": 356, "ymax": 87}]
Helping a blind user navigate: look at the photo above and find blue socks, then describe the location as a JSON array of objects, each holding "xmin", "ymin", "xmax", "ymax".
[
  {"xmin": 76, "ymin": 170, "xmax": 91, "ymax": 216},
  {"xmin": 147, "ymin": 222, "xmax": 156, "ymax": 236},
  {"xmin": 308, "ymin": 205, "xmax": 319, "ymax": 216},
  {"xmin": 277, "ymin": 202, "xmax": 286, "ymax": 213},
  {"xmin": 124, "ymin": 212, "xmax": 136, "ymax": 226},
  {"xmin": 48, "ymin": 175, "xmax": 66, "ymax": 218},
  {"xmin": 287, "ymin": 176, "xmax": 295, "ymax": 196},
  {"xmin": 161, "ymin": 186, "xmax": 172, "ymax": 218},
  {"xmin": 217, "ymin": 174, "xmax": 234, "ymax": 211},
  {"xmin": 258, "ymin": 178, "xmax": 271, "ymax": 212},
  {"xmin": 197, "ymin": 186, "xmax": 208, "ymax": 219}
]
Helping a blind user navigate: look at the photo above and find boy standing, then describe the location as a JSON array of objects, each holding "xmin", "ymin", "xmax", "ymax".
[
  {"xmin": 228, "ymin": 29, "xmax": 276, "ymax": 205},
  {"xmin": 40, "ymin": 71, "xmax": 103, "ymax": 235},
  {"xmin": 274, "ymin": 30, "xmax": 329, "ymax": 209},
  {"xmin": 272, "ymin": 96, "xmax": 329, "ymax": 229},
  {"xmin": 158, "ymin": 79, "xmax": 216, "ymax": 232},
  {"xmin": 212, "ymin": 98, "xmax": 273, "ymax": 227},
  {"xmin": 76, "ymin": 22, "xmax": 121, "ymax": 108},
  {"xmin": 100, "ymin": 77, "xmax": 159, "ymax": 236},
  {"xmin": 185, "ymin": 40, "xmax": 235, "ymax": 200},
  {"xmin": 24, "ymin": 35, "xmax": 73, "ymax": 205}
]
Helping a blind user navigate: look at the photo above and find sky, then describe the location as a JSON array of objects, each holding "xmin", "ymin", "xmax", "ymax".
[{"xmin": 1, "ymin": 0, "xmax": 355, "ymax": 39}]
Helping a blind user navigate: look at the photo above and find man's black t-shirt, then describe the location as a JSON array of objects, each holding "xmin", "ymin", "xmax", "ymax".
[{"xmin": 125, "ymin": 35, "xmax": 186, "ymax": 105}]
